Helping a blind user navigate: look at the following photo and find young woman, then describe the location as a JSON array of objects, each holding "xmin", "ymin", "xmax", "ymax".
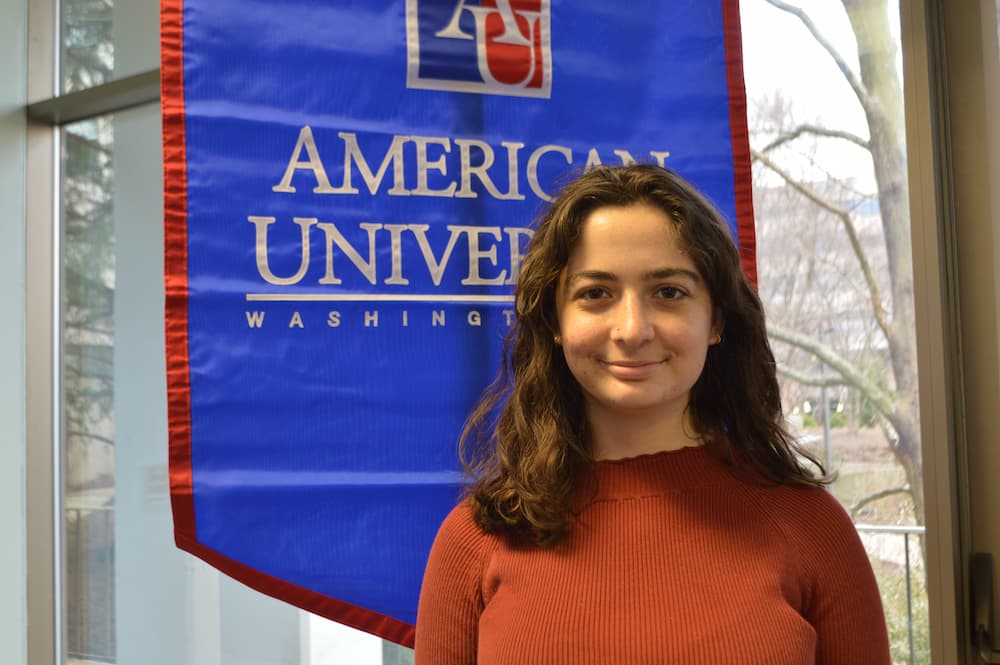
[{"xmin": 414, "ymin": 164, "xmax": 890, "ymax": 664}]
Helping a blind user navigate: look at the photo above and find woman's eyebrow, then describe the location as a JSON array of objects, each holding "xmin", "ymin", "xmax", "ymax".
[
  {"xmin": 566, "ymin": 267, "xmax": 701, "ymax": 286},
  {"xmin": 645, "ymin": 268, "xmax": 702, "ymax": 283},
  {"xmin": 565, "ymin": 269, "xmax": 617, "ymax": 286}
]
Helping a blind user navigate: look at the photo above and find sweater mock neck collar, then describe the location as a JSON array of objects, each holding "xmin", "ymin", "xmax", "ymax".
[{"xmin": 584, "ymin": 444, "xmax": 735, "ymax": 500}]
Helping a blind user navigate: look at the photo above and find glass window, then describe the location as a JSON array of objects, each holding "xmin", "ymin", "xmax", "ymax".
[
  {"xmin": 62, "ymin": 115, "xmax": 116, "ymax": 664},
  {"xmin": 742, "ymin": 1, "xmax": 927, "ymax": 663},
  {"xmin": 62, "ymin": 0, "xmax": 159, "ymax": 94},
  {"xmin": 60, "ymin": 101, "xmax": 415, "ymax": 665}
]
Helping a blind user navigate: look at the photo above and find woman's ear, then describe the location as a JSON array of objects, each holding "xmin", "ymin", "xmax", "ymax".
[
  {"xmin": 710, "ymin": 311, "xmax": 724, "ymax": 346},
  {"xmin": 552, "ymin": 320, "xmax": 563, "ymax": 346}
]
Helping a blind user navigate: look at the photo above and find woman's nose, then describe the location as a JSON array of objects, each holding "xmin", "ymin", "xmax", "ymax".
[{"xmin": 610, "ymin": 295, "xmax": 654, "ymax": 346}]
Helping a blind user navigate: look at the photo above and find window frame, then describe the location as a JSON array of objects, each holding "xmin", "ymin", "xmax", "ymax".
[{"xmin": 25, "ymin": 1, "xmax": 160, "ymax": 663}]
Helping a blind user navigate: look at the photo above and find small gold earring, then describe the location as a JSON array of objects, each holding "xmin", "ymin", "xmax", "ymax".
[
  {"xmin": 711, "ymin": 334, "xmax": 722, "ymax": 345},
  {"xmin": 553, "ymin": 334, "xmax": 562, "ymax": 345}
]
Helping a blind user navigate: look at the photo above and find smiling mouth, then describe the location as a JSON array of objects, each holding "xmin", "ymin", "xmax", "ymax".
[{"xmin": 601, "ymin": 359, "xmax": 665, "ymax": 379}]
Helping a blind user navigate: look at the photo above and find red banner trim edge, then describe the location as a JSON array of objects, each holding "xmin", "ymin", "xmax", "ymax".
[
  {"xmin": 161, "ymin": 0, "xmax": 195, "ymax": 540},
  {"xmin": 722, "ymin": 0, "xmax": 758, "ymax": 286},
  {"xmin": 176, "ymin": 532, "xmax": 418, "ymax": 647},
  {"xmin": 160, "ymin": 0, "xmax": 417, "ymax": 646}
]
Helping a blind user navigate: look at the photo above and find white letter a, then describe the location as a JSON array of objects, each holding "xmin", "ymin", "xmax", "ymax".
[{"xmin": 272, "ymin": 126, "xmax": 336, "ymax": 193}]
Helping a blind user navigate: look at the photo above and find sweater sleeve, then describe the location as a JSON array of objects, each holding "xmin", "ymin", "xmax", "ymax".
[
  {"xmin": 414, "ymin": 501, "xmax": 487, "ymax": 665},
  {"xmin": 786, "ymin": 487, "xmax": 892, "ymax": 665}
]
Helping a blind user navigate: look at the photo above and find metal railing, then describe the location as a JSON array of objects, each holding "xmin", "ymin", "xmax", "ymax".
[
  {"xmin": 856, "ymin": 524, "xmax": 926, "ymax": 665},
  {"xmin": 65, "ymin": 505, "xmax": 115, "ymax": 664}
]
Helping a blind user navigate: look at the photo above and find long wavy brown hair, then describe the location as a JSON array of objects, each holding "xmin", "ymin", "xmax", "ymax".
[{"xmin": 460, "ymin": 164, "xmax": 831, "ymax": 546}]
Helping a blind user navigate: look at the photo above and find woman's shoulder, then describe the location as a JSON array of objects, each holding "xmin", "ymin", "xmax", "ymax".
[
  {"xmin": 737, "ymin": 480, "xmax": 866, "ymax": 568},
  {"xmin": 740, "ymin": 480, "xmax": 853, "ymax": 530},
  {"xmin": 429, "ymin": 498, "xmax": 499, "ymax": 563},
  {"xmin": 750, "ymin": 478, "xmax": 844, "ymax": 505}
]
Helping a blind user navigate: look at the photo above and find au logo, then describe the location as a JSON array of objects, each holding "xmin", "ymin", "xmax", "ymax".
[{"xmin": 406, "ymin": 0, "xmax": 552, "ymax": 98}]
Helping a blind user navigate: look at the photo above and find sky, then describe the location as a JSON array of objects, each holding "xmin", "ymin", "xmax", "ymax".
[{"xmin": 740, "ymin": 0, "xmax": 902, "ymax": 186}]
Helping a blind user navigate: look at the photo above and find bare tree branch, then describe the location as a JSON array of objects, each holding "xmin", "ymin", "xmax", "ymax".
[
  {"xmin": 776, "ymin": 363, "xmax": 846, "ymax": 388},
  {"xmin": 761, "ymin": 0, "xmax": 873, "ymax": 115},
  {"xmin": 64, "ymin": 129, "xmax": 113, "ymax": 157},
  {"xmin": 876, "ymin": 411, "xmax": 900, "ymax": 449},
  {"xmin": 67, "ymin": 431, "xmax": 115, "ymax": 447},
  {"xmin": 849, "ymin": 485, "xmax": 910, "ymax": 520},
  {"xmin": 752, "ymin": 148, "xmax": 892, "ymax": 339},
  {"xmin": 768, "ymin": 321, "xmax": 895, "ymax": 417},
  {"xmin": 63, "ymin": 363, "xmax": 113, "ymax": 381},
  {"xmin": 758, "ymin": 123, "xmax": 870, "ymax": 154}
]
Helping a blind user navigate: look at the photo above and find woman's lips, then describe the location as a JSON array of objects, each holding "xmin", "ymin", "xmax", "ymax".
[{"xmin": 600, "ymin": 359, "xmax": 665, "ymax": 380}]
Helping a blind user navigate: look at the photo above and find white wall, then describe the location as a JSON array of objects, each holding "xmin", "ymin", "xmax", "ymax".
[{"xmin": 0, "ymin": 1, "xmax": 28, "ymax": 664}]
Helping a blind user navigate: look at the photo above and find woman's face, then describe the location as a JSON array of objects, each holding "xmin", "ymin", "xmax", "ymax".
[{"xmin": 555, "ymin": 203, "xmax": 719, "ymax": 423}]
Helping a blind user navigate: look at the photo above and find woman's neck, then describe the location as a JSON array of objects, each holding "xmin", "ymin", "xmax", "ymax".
[{"xmin": 586, "ymin": 401, "xmax": 703, "ymax": 461}]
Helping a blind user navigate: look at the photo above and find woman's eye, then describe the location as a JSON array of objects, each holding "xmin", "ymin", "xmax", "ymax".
[
  {"xmin": 658, "ymin": 285, "xmax": 686, "ymax": 300},
  {"xmin": 577, "ymin": 287, "xmax": 607, "ymax": 301}
]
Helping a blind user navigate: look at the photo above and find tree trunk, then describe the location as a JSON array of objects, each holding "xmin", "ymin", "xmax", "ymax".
[{"xmin": 841, "ymin": 0, "xmax": 922, "ymax": 526}]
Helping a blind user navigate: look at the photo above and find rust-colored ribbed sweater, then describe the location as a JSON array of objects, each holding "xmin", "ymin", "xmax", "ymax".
[{"xmin": 415, "ymin": 445, "xmax": 890, "ymax": 664}]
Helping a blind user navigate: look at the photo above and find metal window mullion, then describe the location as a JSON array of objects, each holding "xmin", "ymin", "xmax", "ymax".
[
  {"xmin": 27, "ymin": 69, "xmax": 160, "ymax": 126},
  {"xmin": 26, "ymin": 0, "xmax": 62, "ymax": 663},
  {"xmin": 26, "ymin": 121, "xmax": 59, "ymax": 665}
]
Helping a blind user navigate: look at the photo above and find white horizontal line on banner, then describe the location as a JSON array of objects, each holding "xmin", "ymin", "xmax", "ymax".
[
  {"xmin": 245, "ymin": 293, "xmax": 516, "ymax": 303},
  {"xmin": 198, "ymin": 469, "xmax": 470, "ymax": 488}
]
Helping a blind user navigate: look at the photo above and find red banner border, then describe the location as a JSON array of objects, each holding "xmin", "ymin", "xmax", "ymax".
[
  {"xmin": 160, "ymin": 0, "xmax": 417, "ymax": 648},
  {"xmin": 722, "ymin": 0, "xmax": 758, "ymax": 285},
  {"xmin": 162, "ymin": 0, "xmax": 194, "ymax": 542}
]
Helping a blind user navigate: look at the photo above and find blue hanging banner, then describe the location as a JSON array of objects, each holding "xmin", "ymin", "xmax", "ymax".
[{"xmin": 162, "ymin": 0, "xmax": 755, "ymax": 646}]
